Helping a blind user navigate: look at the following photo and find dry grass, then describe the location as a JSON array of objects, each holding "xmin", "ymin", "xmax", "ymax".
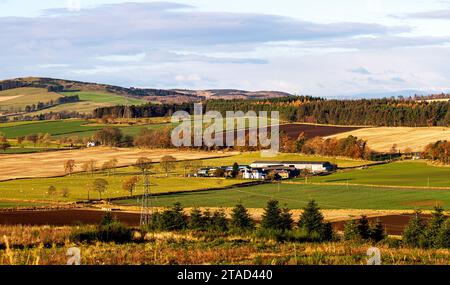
[
  {"xmin": 328, "ymin": 127, "xmax": 450, "ymax": 152},
  {"xmin": 0, "ymin": 147, "xmax": 236, "ymax": 181},
  {"xmin": 1, "ymin": 226, "xmax": 449, "ymax": 265}
]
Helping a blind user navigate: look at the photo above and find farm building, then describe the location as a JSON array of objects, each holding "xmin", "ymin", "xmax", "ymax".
[{"xmin": 250, "ymin": 161, "xmax": 336, "ymax": 174}]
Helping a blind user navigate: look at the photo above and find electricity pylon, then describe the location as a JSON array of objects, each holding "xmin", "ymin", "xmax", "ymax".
[{"xmin": 140, "ymin": 173, "xmax": 151, "ymax": 227}]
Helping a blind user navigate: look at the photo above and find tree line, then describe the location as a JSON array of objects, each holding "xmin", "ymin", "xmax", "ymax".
[{"xmin": 93, "ymin": 97, "xmax": 450, "ymax": 127}]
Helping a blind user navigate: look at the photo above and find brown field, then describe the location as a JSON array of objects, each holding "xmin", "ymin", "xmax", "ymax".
[
  {"xmin": 222, "ymin": 123, "xmax": 361, "ymax": 141},
  {"xmin": 0, "ymin": 147, "xmax": 235, "ymax": 181},
  {"xmin": 328, "ymin": 126, "xmax": 450, "ymax": 152},
  {"xmin": 0, "ymin": 208, "xmax": 420, "ymax": 235}
]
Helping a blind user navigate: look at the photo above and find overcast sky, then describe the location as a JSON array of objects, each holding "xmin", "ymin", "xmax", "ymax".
[{"xmin": 1, "ymin": 0, "xmax": 450, "ymax": 97}]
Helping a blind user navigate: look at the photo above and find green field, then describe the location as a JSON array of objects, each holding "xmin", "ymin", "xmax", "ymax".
[
  {"xmin": 114, "ymin": 183, "xmax": 450, "ymax": 210},
  {"xmin": 304, "ymin": 161, "xmax": 450, "ymax": 188},
  {"xmin": 0, "ymin": 165, "xmax": 243, "ymax": 203},
  {"xmin": 0, "ymin": 88, "xmax": 62, "ymax": 112},
  {"xmin": 203, "ymin": 152, "xmax": 373, "ymax": 168},
  {"xmin": 26, "ymin": 91, "xmax": 148, "ymax": 115},
  {"xmin": 0, "ymin": 119, "xmax": 173, "ymax": 139}
]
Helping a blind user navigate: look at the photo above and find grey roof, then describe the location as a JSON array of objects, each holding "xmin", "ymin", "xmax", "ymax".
[{"xmin": 252, "ymin": 161, "xmax": 331, "ymax": 165}]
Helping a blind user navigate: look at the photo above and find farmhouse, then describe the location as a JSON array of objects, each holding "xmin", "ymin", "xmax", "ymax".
[{"xmin": 250, "ymin": 161, "xmax": 335, "ymax": 174}]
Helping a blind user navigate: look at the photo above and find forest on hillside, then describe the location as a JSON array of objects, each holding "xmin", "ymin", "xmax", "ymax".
[{"xmin": 93, "ymin": 97, "xmax": 450, "ymax": 127}]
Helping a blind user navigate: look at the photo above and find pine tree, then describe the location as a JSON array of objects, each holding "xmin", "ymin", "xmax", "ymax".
[
  {"xmin": 211, "ymin": 209, "xmax": 229, "ymax": 232},
  {"xmin": 403, "ymin": 211, "xmax": 427, "ymax": 248},
  {"xmin": 344, "ymin": 220, "xmax": 359, "ymax": 241},
  {"xmin": 189, "ymin": 208, "xmax": 205, "ymax": 230},
  {"xmin": 298, "ymin": 200, "xmax": 324, "ymax": 235},
  {"xmin": 425, "ymin": 206, "xmax": 446, "ymax": 248},
  {"xmin": 437, "ymin": 219, "xmax": 450, "ymax": 248},
  {"xmin": 230, "ymin": 204, "xmax": 255, "ymax": 231},
  {"xmin": 279, "ymin": 206, "xmax": 294, "ymax": 231},
  {"xmin": 370, "ymin": 220, "xmax": 386, "ymax": 242},
  {"xmin": 357, "ymin": 216, "xmax": 371, "ymax": 240},
  {"xmin": 261, "ymin": 200, "xmax": 282, "ymax": 230}
]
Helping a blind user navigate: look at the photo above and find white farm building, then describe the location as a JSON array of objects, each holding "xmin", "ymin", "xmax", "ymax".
[{"xmin": 250, "ymin": 161, "xmax": 335, "ymax": 174}]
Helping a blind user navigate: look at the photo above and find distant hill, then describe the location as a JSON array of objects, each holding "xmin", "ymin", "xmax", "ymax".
[{"xmin": 0, "ymin": 77, "xmax": 292, "ymax": 117}]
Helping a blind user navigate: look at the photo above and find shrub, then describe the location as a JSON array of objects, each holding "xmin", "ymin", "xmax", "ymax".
[
  {"xmin": 344, "ymin": 220, "xmax": 359, "ymax": 241},
  {"xmin": 158, "ymin": 203, "xmax": 188, "ymax": 231},
  {"xmin": 357, "ymin": 216, "xmax": 371, "ymax": 240},
  {"xmin": 370, "ymin": 220, "xmax": 386, "ymax": 242},
  {"xmin": 71, "ymin": 212, "xmax": 132, "ymax": 243}
]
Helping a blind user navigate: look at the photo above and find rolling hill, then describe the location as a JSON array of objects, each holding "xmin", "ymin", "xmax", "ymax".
[{"xmin": 0, "ymin": 77, "xmax": 293, "ymax": 116}]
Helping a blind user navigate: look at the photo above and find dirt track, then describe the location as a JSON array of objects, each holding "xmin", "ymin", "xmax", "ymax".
[{"xmin": 0, "ymin": 147, "xmax": 235, "ymax": 181}]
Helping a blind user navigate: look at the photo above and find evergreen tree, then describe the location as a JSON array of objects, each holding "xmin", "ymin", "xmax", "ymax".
[
  {"xmin": 357, "ymin": 216, "xmax": 371, "ymax": 240},
  {"xmin": 230, "ymin": 204, "xmax": 255, "ymax": 231},
  {"xmin": 279, "ymin": 206, "xmax": 294, "ymax": 231},
  {"xmin": 403, "ymin": 211, "xmax": 427, "ymax": 248},
  {"xmin": 211, "ymin": 209, "xmax": 229, "ymax": 232},
  {"xmin": 425, "ymin": 206, "xmax": 446, "ymax": 248},
  {"xmin": 261, "ymin": 200, "xmax": 282, "ymax": 230},
  {"xmin": 298, "ymin": 200, "xmax": 324, "ymax": 235},
  {"xmin": 159, "ymin": 202, "xmax": 187, "ymax": 231},
  {"xmin": 437, "ymin": 219, "xmax": 450, "ymax": 248},
  {"xmin": 189, "ymin": 208, "xmax": 205, "ymax": 230},
  {"xmin": 370, "ymin": 220, "xmax": 386, "ymax": 242},
  {"xmin": 344, "ymin": 220, "xmax": 359, "ymax": 241},
  {"xmin": 231, "ymin": 162, "xmax": 240, "ymax": 178}
]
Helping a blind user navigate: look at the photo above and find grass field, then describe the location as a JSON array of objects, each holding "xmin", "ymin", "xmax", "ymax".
[
  {"xmin": 26, "ymin": 92, "xmax": 148, "ymax": 115},
  {"xmin": 115, "ymin": 182, "xmax": 450, "ymax": 210},
  {"xmin": 0, "ymin": 88, "xmax": 62, "ymax": 112},
  {"xmin": 328, "ymin": 126, "xmax": 450, "ymax": 152},
  {"xmin": 305, "ymin": 161, "xmax": 450, "ymax": 188},
  {"xmin": 0, "ymin": 119, "xmax": 173, "ymax": 139},
  {"xmin": 0, "ymin": 165, "xmax": 242, "ymax": 203}
]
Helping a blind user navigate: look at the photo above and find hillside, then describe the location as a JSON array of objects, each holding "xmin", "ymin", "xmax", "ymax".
[{"xmin": 0, "ymin": 77, "xmax": 293, "ymax": 105}]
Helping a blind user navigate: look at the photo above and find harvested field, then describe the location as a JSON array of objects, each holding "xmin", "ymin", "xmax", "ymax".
[
  {"xmin": 328, "ymin": 126, "xmax": 450, "ymax": 152},
  {"xmin": 0, "ymin": 147, "xmax": 235, "ymax": 181},
  {"xmin": 0, "ymin": 95, "xmax": 21, "ymax": 102}
]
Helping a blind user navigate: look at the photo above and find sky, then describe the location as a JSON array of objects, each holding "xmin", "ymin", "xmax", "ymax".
[{"xmin": 1, "ymin": 0, "xmax": 450, "ymax": 97}]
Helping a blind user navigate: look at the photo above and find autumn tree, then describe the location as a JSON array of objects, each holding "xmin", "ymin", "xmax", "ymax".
[
  {"xmin": 93, "ymin": 178, "xmax": 108, "ymax": 200},
  {"xmin": 64, "ymin": 160, "xmax": 76, "ymax": 176},
  {"xmin": 134, "ymin": 157, "xmax": 153, "ymax": 175},
  {"xmin": 160, "ymin": 155, "xmax": 177, "ymax": 177},
  {"xmin": 122, "ymin": 176, "xmax": 140, "ymax": 196}
]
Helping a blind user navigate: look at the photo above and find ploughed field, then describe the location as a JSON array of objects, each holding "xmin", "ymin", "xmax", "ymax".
[{"xmin": 0, "ymin": 208, "xmax": 425, "ymax": 235}]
